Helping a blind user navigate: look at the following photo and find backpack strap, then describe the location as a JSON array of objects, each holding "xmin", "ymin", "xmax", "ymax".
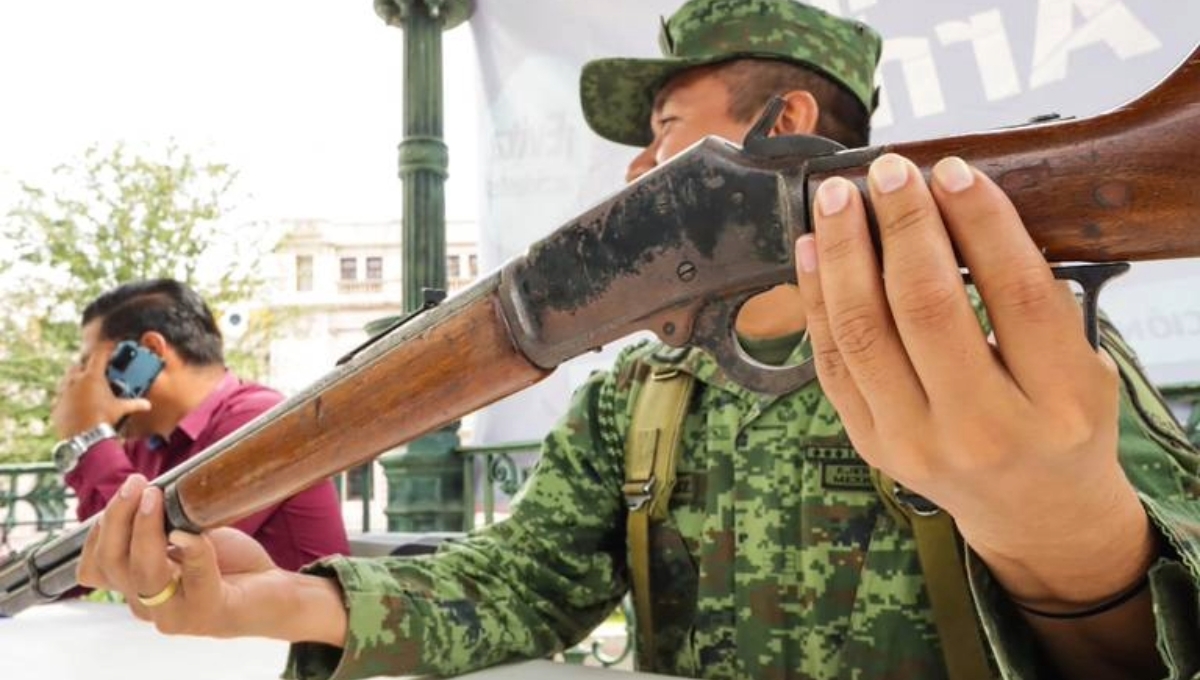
[
  {"xmin": 872, "ymin": 469, "xmax": 994, "ymax": 680},
  {"xmin": 623, "ymin": 364, "xmax": 696, "ymax": 672}
]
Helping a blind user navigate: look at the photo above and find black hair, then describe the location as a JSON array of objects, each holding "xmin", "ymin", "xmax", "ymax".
[
  {"xmin": 82, "ymin": 278, "xmax": 224, "ymax": 366},
  {"xmin": 715, "ymin": 58, "xmax": 872, "ymax": 148}
]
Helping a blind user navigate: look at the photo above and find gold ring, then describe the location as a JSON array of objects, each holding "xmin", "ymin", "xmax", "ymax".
[{"xmin": 136, "ymin": 577, "xmax": 180, "ymax": 608}]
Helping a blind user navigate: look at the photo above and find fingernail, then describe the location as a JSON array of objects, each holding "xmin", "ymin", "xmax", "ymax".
[
  {"xmin": 815, "ymin": 177, "xmax": 850, "ymax": 216},
  {"xmin": 796, "ymin": 235, "xmax": 818, "ymax": 273},
  {"xmin": 869, "ymin": 154, "xmax": 909, "ymax": 194},
  {"xmin": 139, "ymin": 488, "xmax": 158, "ymax": 515},
  {"xmin": 933, "ymin": 156, "xmax": 975, "ymax": 193},
  {"xmin": 119, "ymin": 476, "xmax": 136, "ymax": 499}
]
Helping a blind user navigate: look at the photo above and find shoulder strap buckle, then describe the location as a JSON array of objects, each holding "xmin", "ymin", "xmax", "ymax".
[{"xmin": 623, "ymin": 477, "xmax": 656, "ymax": 511}]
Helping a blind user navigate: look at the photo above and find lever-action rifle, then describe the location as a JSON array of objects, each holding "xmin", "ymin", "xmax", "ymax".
[{"xmin": 3, "ymin": 45, "xmax": 1200, "ymax": 617}]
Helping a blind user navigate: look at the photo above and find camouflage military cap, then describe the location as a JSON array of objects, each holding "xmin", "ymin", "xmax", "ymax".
[{"xmin": 580, "ymin": 0, "xmax": 883, "ymax": 147}]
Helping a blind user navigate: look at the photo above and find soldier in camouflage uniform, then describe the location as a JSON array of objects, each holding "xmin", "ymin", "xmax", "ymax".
[{"xmin": 79, "ymin": 1, "xmax": 1200, "ymax": 680}]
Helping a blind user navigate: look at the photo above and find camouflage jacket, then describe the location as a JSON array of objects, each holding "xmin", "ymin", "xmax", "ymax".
[{"xmin": 285, "ymin": 326, "xmax": 1200, "ymax": 680}]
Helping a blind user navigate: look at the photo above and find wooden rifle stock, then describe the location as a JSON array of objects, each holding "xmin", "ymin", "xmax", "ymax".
[{"xmin": 806, "ymin": 45, "xmax": 1200, "ymax": 263}]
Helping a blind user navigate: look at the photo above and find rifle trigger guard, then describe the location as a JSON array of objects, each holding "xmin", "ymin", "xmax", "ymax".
[
  {"xmin": 689, "ymin": 294, "xmax": 818, "ymax": 396},
  {"xmin": 1051, "ymin": 262, "xmax": 1131, "ymax": 349},
  {"xmin": 961, "ymin": 262, "xmax": 1130, "ymax": 350}
]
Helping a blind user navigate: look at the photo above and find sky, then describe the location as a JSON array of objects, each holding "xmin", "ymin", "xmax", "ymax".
[{"xmin": 0, "ymin": 0, "xmax": 480, "ymax": 225}]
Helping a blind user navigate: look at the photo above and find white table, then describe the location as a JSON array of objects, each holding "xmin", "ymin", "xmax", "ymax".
[
  {"xmin": 0, "ymin": 601, "xmax": 287, "ymax": 679},
  {"xmin": 0, "ymin": 601, "xmax": 657, "ymax": 679}
]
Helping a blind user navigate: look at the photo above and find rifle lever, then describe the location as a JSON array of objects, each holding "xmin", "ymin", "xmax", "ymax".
[{"xmin": 689, "ymin": 293, "xmax": 818, "ymax": 395}]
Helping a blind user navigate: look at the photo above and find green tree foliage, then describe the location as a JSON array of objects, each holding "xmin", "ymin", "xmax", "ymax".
[{"xmin": 0, "ymin": 142, "xmax": 273, "ymax": 463}]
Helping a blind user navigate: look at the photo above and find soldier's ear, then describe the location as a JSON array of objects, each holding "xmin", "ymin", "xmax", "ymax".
[{"xmin": 769, "ymin": 90, "xmax": 819, "ymax": 137}]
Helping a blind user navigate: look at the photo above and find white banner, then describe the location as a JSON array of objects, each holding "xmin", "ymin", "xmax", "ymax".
[{"xmin": 469, "ymin": 0, "xmax": 1200, "ymax": 444}]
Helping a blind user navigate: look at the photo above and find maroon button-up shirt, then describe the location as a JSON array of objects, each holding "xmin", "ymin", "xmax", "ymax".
[{"xmin": 66, "ymin": 372, "xmax": 349, "ymax": 571}]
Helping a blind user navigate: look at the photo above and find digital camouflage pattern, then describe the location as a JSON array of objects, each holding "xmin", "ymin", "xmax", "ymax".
[
  {"xmin": 284, "ymin": 317, "xmax": 1200, "ymax": 680},
  {"xmin": 605, "ymin": 337, "xmax": 948, "ymax": 679},
  {"xmin": 580, "ymin": 0, "xmax": 883, "ymax": 147}
]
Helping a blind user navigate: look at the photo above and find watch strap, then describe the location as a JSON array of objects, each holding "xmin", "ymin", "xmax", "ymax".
[
  {"xmin": 56, "ymin": 423, "xmax": 119, "ymax": 474},
  {"xmin": 74, "ymin": 422, "xmax": 117, "ymax": 450}
]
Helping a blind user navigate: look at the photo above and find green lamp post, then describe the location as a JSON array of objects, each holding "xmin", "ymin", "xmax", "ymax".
[{"xmin": 372, "ymin": 0, "xmax": 474, "ymax": 533}]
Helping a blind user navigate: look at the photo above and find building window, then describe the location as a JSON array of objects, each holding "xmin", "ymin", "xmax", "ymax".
[
  {"xmin": 447, "ymin": 254, "xmax": 461, "ymax": 279},
  {"xmin": 340, "ymin": 257, "xmax": 357, "ymax": 281},
  {"xmin": 468, "ymin": 254, "xmax": 478, "ymax": 277},
  {"xmin": 366, "ymin": 256, "xmax": 383, "ymax": 281},
  {"xmin": 295, "ymin": 255, "xmax": 313, "ymax": 292}
]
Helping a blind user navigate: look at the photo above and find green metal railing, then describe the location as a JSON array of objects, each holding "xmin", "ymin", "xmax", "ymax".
[
  {"xmin": 457, "ymin": 440, "xmax": 539, "ymax": 530},
  {"xmin": 0, "ymin": 462, "xmax": 73, "ymax": 554},
  {"xmin": 0, "ymin": 441, "xmax": 549, "ymax": 548}
]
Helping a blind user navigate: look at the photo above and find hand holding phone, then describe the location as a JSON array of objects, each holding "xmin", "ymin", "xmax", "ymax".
[{"xmin": 106, "ymin": 341, "xmax": 164, "ymax": 399}]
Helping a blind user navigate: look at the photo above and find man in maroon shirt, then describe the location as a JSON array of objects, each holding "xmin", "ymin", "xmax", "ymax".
[{"xmin": 50, "ymin": 278, "xmax": 348, "ymax": 571}]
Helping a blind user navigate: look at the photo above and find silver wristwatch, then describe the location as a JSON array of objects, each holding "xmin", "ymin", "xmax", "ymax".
[{"xmin": 52, "ymin": 423, "xmax": 117, "ymax": 474}]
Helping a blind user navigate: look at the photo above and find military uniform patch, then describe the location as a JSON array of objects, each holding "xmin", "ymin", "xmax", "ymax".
[{"xmin": 821, "ymin": 460, "xmax": 873, "ymax": 491}]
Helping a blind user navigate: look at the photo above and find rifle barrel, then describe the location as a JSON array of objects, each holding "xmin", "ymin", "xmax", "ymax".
[{"xmin": 1, "ymin": 278, "xmax": 548, "ymax": 616}]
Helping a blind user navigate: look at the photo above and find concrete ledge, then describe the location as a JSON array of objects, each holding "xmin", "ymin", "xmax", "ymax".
[{"xmin": 349, "ymin": 531, "xmax": 466, "ymax": 557}]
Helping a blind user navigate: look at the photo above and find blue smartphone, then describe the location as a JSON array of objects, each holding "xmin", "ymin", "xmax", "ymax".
[{"xmin": 106, "ymin": 340, "xmax": 164, "ymax": 399}]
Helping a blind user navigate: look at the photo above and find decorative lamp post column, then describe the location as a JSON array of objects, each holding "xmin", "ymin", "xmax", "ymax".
[{"xmin": 372, "ymin": 0, "xmax": 474, "ymax": 534}]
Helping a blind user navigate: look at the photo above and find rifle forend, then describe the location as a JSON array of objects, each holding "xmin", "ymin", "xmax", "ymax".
[{"xmin": 3, "ymin": 43, "xmax": 1199, "ymax": 618}]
